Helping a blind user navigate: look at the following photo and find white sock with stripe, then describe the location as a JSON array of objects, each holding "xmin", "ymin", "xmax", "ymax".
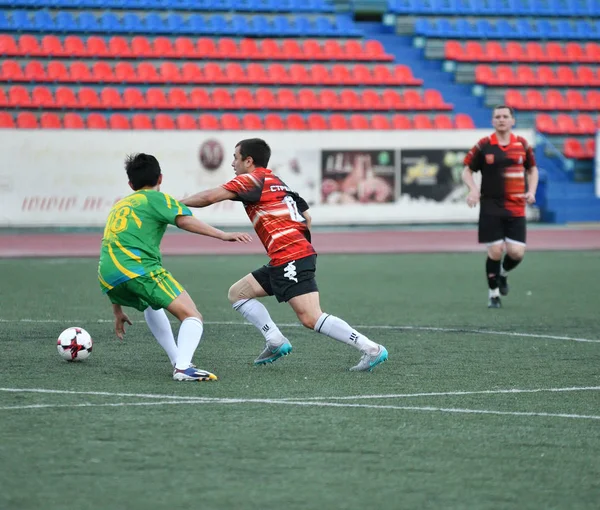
[
  {"xmin": 314, "ymin": 313, "xmax": 379, "ymax": 355},
  {"xmin": 232, "ymin": 299, "xmax": 285, "ymax": 346},
  {"xmin": 174, "ymin": 317, "xmax": 203, "ymax": 370},
  {"xmin": 144, "ymin": 307, "xmax": 177, "ymax": 366}
]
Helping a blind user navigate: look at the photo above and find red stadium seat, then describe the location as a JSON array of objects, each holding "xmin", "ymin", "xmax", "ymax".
[
  {"xmin": 217, "ymin": 38, "xmax": 238, "ymax": 59},
  {"xmin": 516, "ymin": 65, "xmax": 537, "ymax": 86},
  {"xmin": 577, "ymin": 66, "xmax": 598, "ymax": 86},
  {"xmin": 298, "ymin": 89, "xmax": 319, "ymax": 109},
  {"xmin": 330, "ymin": 64, "xmax": 353, "ymax": 85},
  {"xmin": 137, "ymin": 62, "xmax": 159, "ymax": 83},
  {"xmin": 371, "ymin": 65, "xmax": 395, "ymax": 85},
  {"xmin": 221, "ymin": 113, "xmax": 241, "ymax": 130},
  {"xmin": 423, "ymin": 89, "xmax": 451, "ymax": 110},
  {"xmin": 108, "ymin": 36, "xmax": 132, "ymax": 58},
  {"xmin": 114, "ymin": 62, "xmax": 138, "ymax": 84},
  {"xmin": 484, "ymin": 41, "xmax": 505, "ymax": 62},
  {"xmin": 496, "ymin": 65, "xmax": 516, "ymax": 86},
  {"xmin": 176, "ymin": 113, "xmax": 198, "ymax": 130},
  {"xmin": 454, "ymin": 113, "xmax": 475, "ymax": 129},
  {"xmin": 255, "ymin": 88, "xmax": 277, "ymax": 109},
  {"xmin": 353, "ymin": 64, "xmax": 373, "ymax": 85},
  {"xmin": 565, "ymin": 90, "xmax": 586, "ymax": 110},
  {"xmin": 307, "ymin": 113, "xmax": 327, "ymax": 130},
  {"xmin": 55, "ymin": 86, "xmax": 78, "ymax": 108},
  {"xmin": 264, "ymin": 113, "xmax": 284, "ymax": 130},
  {"xmin": 288, "ymin": 64, "xmax": 310, "ymax": 85},
  {"xmin": 40, "ymin": 112, "xmax": 61, "ymax": 129},
  {"xmin": 319, "ymin": 89, "xmax": 340, "ymax": 109},
  {"xmin": 70, "ymin": 61, "xmax": 93, "ymax": 82},
  {"xmin": 505, "ymin": 42, "xmax": 524, "ymax": 61},
  {"xmin": 212, "ymin": 88, "xmax": 234, "ymax": 109},
  {"xmin": 286, "ymin": 114, "xmax": 306, "ymax": 130},
  {"xmin": 85, "ymin": 113, "xmax": 107, "ymax": 129},
  {"xmin": 101, "ymin": 87, "xmax": 124, "ymax": 109},
  {"xmin": 64, "ymin": 36, "xmax": 86, "ymax": 57},
  {"xmin": 382, "ymin": 89, "xmax": 403, "ymax": 109},
  {"xmin": 78, "ymin": 87, "xmax": 101, "ymax": 109},
  {"xmin": 546, "ymin": 42, "xmax": 567, "ymax": 62},
  {"xmin": 31, "ymin": 86, "xmax": 54, "ymax": 108},
  {"xmin": 362, "ymin": 89, "xmax": 381, "ymax": 110},
  {"xmin": 364, "ymin": 40, "xmax": 391, "ymax": 60},
  {"xmin": 563, "ymin": 138, "xmax": 584, "ymax": 159},
  {"xmin": 17, "ymin": 112, "xmax": 38, "ymax": 128},
  {"xmin": 202, "ymin": 63, "xmax": 225, "ymax": 83},
  {"xmin": 584, "ymin": 138, "xmax": 596, "ymax": 158},
  {"xmin": 0, "ymin": 34, "xmax": 18, "ymax": 55},
  {"xmin": 524, "ymin": 89, "xmax": 545, "ymax": 110},
  {"xmin": 189, "ymin": 88, "xmax": 210, "ymax": 108},
  {"xmin": 475, "ymin": 65, "xmax": 494, "ymax": 85},
  {"xmin": 576, "ymin": 114, "xmax": 597, "ymax": 135},
  {"xmin": 339, "ymin": 89, "xmax": 361, "ymax": 109},
  {"xmin": 0, "ymin": 88, "xmax": 7, "ymax": 108},
  {"xmin": 167, "ymin": 88, "xmax": 189, "ymax": 108},
  {"xmin": 323, "ymin": 40, "xmax": 344, "ymax": 60},
  {"xmin": 234, "ymin": 88, "xmax": 254, "ymax": 108},
  {"xmin": 329, "ymin": 114, "xmax": 348, "ymax": 130},
  {"xmin": 556, "ymin": 66, "xmax": 577, "ymax": 86},
  {"xmin": 403, "ymin": 89, "xmax": 424, "ymax": 109},
  {"xmin": 131, "ymin": 36, "xmax": 153, "ymax": 58},
  {"xmin": 0, "ymin": 112, "xmax": 15, "ymax": 128},
  {"xmin": 153, "ymin": 37, "xmax": 176, "ymax": 58},
  {"xmin": 2, "ymin": 60, "xmax": 24, "ymax": 81},
  {"xmin": 525, "ymin": 42, "xmax": 545, "ymax": 62},
  {"xmin": 131, "ymin": 114, "xmax": 153, "ymax": 130},
  {"xmin": 146, "ymin": 88, "xmax": 168, "ymax": 109},
  {"xmin": 40, "ymin": 35, "xmax": 63, "ymax": 57},
  {"xmin": 464, "ymin": 41, "xmax": 484, "ymax": 60},
  {"xmin": 64, "ymin": 112, "xmax": 85, "ymax": 129},
  {"xmin": 242, "ymin": 113, "xmax": 262, "ymax": 130},
  {"xmin": 445, "ymin": 40, "xmax": 463, "ymax": 60},
  {"xmin": 535, "ymin": 114, "xmax": 555, "ymax": 133},
  {"xmin": 310, "ymin": 64, "xmax": 331, "ymax": 85},
  {"xmin": 583, "ymin": 43, "xmax": 600, "ymax": 63},
  {"xmin": 225, "ymin": 63, "xmax": 246, "ymax": 83},
  {"xmin": 276, "ymin": 89, "xmax": 297, "ymax": 109},
  {"xmin": 555, "ymin": 114, "xmax": 577, "ymax": 134},
  {"xmin": 268, "ymin": 63, "xmax": 289, "ymax": 84},
  {"xmin": 246, "ymin": 63, "xmax": 267, "ymax": 84},
  {"xmin": 24, "ymin": 60, "xmax": 46, "ymax": 82},
  {"xmin": 537, "ymin": 66, "xmax": 557, "ymax": 86},
  {"xmin": 155, "ymin": 113, "xmax": 176, "ymax": 130},
  {"xmin": 413, "ymin": 114, "xmax": 433, "ymax": 129},
  {"xmin": 261, "ymin": 39, "xmax": 283, "ymax": 59},
  {"xmin": 587, "ymin": 91, "xmax": 600, "ymax": 109},
  {"xmin": 159, "ymin": 62, "xmax": 182, "ymax": 83},
  {"xmin": 393, "ymin": 65, "xmax": 422, "ymax": 85},
  {"xmin": 198, "ymin": 114, "xmax": 218, "ymax": 130},
  {"xmin": 9, "ymin": 85, "xmax": 31, "ymax": 107},
  {"xmin": 197, "ymin": 38, "xmax": 217, "ymax": 59},
  {"xmin": 370, "ymin": 114, "xmax": 390, "ymax": 129},
  {"xmin": 433, "ymin": 114, "xmax": 453, "ymax": 129},
  {"xmin": 505, "ymin": 90, "xmax": 525, "ymax": 109},
  {"xmin": 182, "ymin": 63, "xmax": 203, "ymax": 83},
  {"xmin": 343, "ymin": 40, "xmax": 364, "ymax": 60},
  {"xmin": 87, "ymin": 36, "xmax": 110, "ymax": 58},
  {"xmin": 123, "ymin": 87, "xmax": 146, "ymax": 109},
  {"xmin": 239, "ymin": 38, "xmax": 261, "ymax": 59},
  {"xmin": 174, "ymin": 37, "xmax": 197, "ymax": 58},
  {"xmin": 92, "ymin": 62, "xmax": 115, "ymax": 82},
  {"xmin": 392, "ymin": 114, "xmax": 411, "ymax": 129},
  {"xmin": 349, "ymin": 114, "xmax": 369, "ymax": 129},
  {"xmin": 301, "ymin": 40, "xmax": 321, "ymax": 59},
  {"xmin": 109, "ymin": 114, "xmax": 131, "ymax": 130},
  {"xmin": 545, "ymin": 90, "xmax": 566, "ymax": 110}
]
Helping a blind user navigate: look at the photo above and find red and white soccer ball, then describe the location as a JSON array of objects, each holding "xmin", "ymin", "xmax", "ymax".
[{"xmin": 57, "ymin": 327, "xmax": 93, "ymax": 362}]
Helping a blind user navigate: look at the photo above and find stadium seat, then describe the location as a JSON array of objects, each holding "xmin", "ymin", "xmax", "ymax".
[
  {"xmin": 403, "ymin": 90, "xmax": 423, "ymax": 109},
  {"xmin": 276, "ymin": 89, "xmax": 297, "ymax": 109},
  {"xmin": 17, "ymin": 112, "xmax": 38, "ymax": 128},
  {"xmin": 370, "ymin": 114, "xmax": 391, "ymax": 129},
  {"xmin": 123, "ymin": 88, "xmax": 146, "ymax": 109},
  {"xmin": 108, "ymin": 37, "xmax": 132, "ymax": 58},
  {"xmin": 307, "ymin": 113, "xmax": 327, "ymax": 130},
  {"xmin": 363, "ymin": 40, "xmax": 392, "ymax": 60},
  {"xmin": 545, "ymin": 90, "xmax": 567, "ymax": 110},
  {"xmin": 584, "ymin": 139, "xmax": 596, "ymax": 158},
  {"xmin": 23, "ymin": 35, "xmax": 46, "ymax": 56},
  {"xmin": 174, "ymin": 37, "xmax": 198, "ymax": 58},
  {"xmin": 2, "ymin": 60, "xmax": 24, "ymax": 81},
  {"xmin": 78, "ymin": 87, "xmax": 101, "ymax": 109},
  {"xmin": 535, "ymin": 114, "xmax": 555, "ymax": 133},
  {"xmin": 565, "ymin": 90, "xmax": 587, "ymax": 110},
  {"xmin": 47, "ymin": 61, "xmax": 69, "ymax": 82},
  {"xmin": 131, "ymin": 36, "xmax": 153, "ymax": 58},
  {"xmin": 0, "ymin": 112, "xmax": 15, "ymax": 128},
  {"xmin": 212, "ymin": 88, "xmax": 234, "ymax": 109},
  {"xmin": 233, "ymin": 88, "xmax": 254, "ymax": 108},
  {"xmin": 55, "ymin": 87, "xmax": 78, "ymax": 108},
  {"xmin": 221, "ymin": 113, "xmax": 241, "ymax": 129},
  {"xmin": 109, "ymin": 114, "xmax": 131, "ymax": 130},
  {"xmin": 64, "ymin": 36, "xmax": 86, "ymax": 57},
  {"xmin": 239, "ymin": 38, "xmax": 261, "ymax": 59},
  {"xmin": 40, "ymin": 112, "xmax": 61, "ymax": 129},
  {"xmin": 154, "ymin": 114, "xmax": 176, "ymax": 130},
  {"xmin": 329, "ymin": 114, "xmax": 348, "ymax": 130},
  {"xmin": 413, "ymin": 114, "xmax": 433, "ymax": 129},
  {"xmin": 576, "ymin": 114, "xmax": 597, "ymax": 135},
  {"xmin": 0, "ymin": 34, "xmax": 18, "ymax": 55},
  {"xmin": 433, "ymin": 114, "xmax": 453, "ymax": 129},
  {"xmin": 197, "ymin": 114, "xmax": 221, "ymax": 130},
  {"xmin": 32, "ymin": 86, "xmax": 54, "ymax": 108},
  {"xmin": 555, "ymin": 114, "xmax": 578, "ymax": 134},
  {"xmin": 319, "ymin": 89, "xmax": 340, "ymax": 109},
  {"xmin": 92, "ymin": 62, "xmax": 115, "ymax": 82},
  {"xmin": 349, "ymin": 114, "xmax": 369, "ymax": 129},
  {"xmin": 87, "ymin": 36, "xmax": 110, "ymax": 58},
  {"xmin": 70, "ymin": 62, "xmax": 93, "ymax": 82},
  {"xmin": 132, "ymin": 114, "xmax": 153, "ymax": 129},
  {"xmin": 24, "ymin": 61, "xmax": 46, "ymax": 82},
  {"xmin": 153, "ymin": 37, "xmax": 176, "ymax": 59},
  {"xmin": 63, "ymin": 112, "xmax": 85, "ymax": 129},
  {"xmin": 382, "ymin": 90, "xmax": 403, "ymax": 109},
  {"xmin": 137, "ymin": 62, "xmax": 160, "ymax": 83},
  {"xmin": 392, "ymin": 114, "xmax": 411, "ymax": 129},
  {"xmin": 146, "ymin": 88, "xmax": 168, "ymax": 109},
  {"xmin": 264, "ymin": 113, "xmax": 284, "ymax": 130},
  {"xmin": 454, "ymin": 113, "xmax": 475, "ymax": 129},
  {"xmin": 563, "ymin": 138, "xmax": 585, "ymax": 159},
  {"xmin": 85, "ymin": 113, "xmax": 107, "ymax": 129},
  {"xmin": 177, "ymin": 113, "xmax": 198, "ymax": 130},
  {"xmin": 242, "ymin": 113, "xmax": 263, "ymax": 130},
  {"xmin": 286, "ymin": 114, "xmax": 307, "ymax": 130},
  {"xmin": 101, "ymin": 87, "xmax": 124, "ymax": 109},
  {"xmin": 9, "ymin": 85, "xmax": 31, "ymax": 107},
  {"xmin": 188, "ymin": 88, "xmax": 210, "ymax": 108}
]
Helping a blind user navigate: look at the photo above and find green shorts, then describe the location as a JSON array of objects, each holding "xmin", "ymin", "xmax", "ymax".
[{"xmin": 107, "ymin": 270, "xmax": 184, "ymax": 312}]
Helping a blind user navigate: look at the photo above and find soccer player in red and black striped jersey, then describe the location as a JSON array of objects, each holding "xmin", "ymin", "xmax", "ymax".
[
  {"xmin": 462, "ymin": 105, "xmax": 539, "ymax": 308},
  {"xmin": 182, "ymin": 138, "xmax": 388, "ymax": 371}
]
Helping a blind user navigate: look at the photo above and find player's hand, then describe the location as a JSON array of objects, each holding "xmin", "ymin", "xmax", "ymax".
[
  {"xmin": 525, "ymin": 191, "xmax": 536, "ymax": 204},
  {"xmin": 222, "ymin": 232, "xmax": 253, "ymax": 243},
  {"xmin": 466, "ymin": 190, "xmax": 480, "ymax": 208},
  {"xmin": 114, "ymin": 312, "xmax": 132, "ymax": 340}
]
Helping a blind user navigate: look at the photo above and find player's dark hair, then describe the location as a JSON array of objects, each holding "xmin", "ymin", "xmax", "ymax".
[
  {"xmin": 493, "ymin": 105, "xmax": 515, "ymax": 117},
  {"xmin": 236, "ymin": 138, "xmax": 271, "ymax": 168},
  {"xmin": 125, "ymin": 153, "xmax": 162, "ymax": 190}
]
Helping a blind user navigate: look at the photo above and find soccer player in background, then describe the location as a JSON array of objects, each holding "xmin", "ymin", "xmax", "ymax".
[
  {"xmin": 462, "ymin": 106, "xmax": 539, "ymax": 308},
  {"xmin": 182, "ymin": 138, "xmax": 388, "ymax": 372},
  {"xmin": 98, "ymin": 153, "xmax": 252, "ymax": 381}
]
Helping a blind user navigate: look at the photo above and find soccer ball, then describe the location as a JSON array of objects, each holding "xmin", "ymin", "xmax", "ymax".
[{"xmin": 57, "ymin": 327, "xmax": 93, "ymax": 362}]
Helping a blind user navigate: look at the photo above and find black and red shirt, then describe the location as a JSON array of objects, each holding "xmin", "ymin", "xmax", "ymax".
[
  {"xmin": 222, "ymin": 167, "xmax": 315, "ymax": 266},
  {"xmin": 464, "ymin": 133, "xmax": 536, "ymax": 217}
]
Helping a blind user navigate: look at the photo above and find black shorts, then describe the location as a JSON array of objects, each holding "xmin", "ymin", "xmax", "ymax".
[
  {"xmin": 252, "ymin": 255, "xmax": 319, "ymax": 303},
  {"xmin": 478, "ymin": 214, "xmax": 526, "ymax": 245}
]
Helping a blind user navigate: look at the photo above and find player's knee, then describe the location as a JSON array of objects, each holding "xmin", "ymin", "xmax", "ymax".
[
  {"xmin": 507, "ymin": 246, "xmax": 525, "ymax": 261},
  {"xmin": 296, "ymin": 310, "xmax": 319, "ymax": 330},
  {"xmin": 227, "ymin": 283, "xmax": 241, "ymax": 304},
  {"xmin": 488, "ymin": 245, "xmax": 504, "ymax": 260}
]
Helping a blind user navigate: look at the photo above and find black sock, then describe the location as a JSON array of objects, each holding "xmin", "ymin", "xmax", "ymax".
[
  {"xmin": 502, "ymin": 254, "xmax": 522, "ymax": 274},
  {"xmin": 486, "ymin": 257, "xmax": 501, "ymax": 290}
]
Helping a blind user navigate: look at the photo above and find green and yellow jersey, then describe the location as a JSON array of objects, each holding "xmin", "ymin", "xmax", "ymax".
[{"xmin": 98, "ymin": 190, "xmax": 191, "ymax": 293}]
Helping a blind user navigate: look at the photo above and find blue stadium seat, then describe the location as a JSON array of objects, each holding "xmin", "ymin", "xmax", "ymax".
[
  {"xmin": 231, "ymin": 14, "xmax": 256, "ymax": 35},
  {"xmin": 454, "ymin": 0, "xmax": 479, "ymax": 15},
  {"xmin": 55, "ymin": 11, "xmax": 77, "ymax": 32},
  {"xmin": 121, "ymin": 13, "xmax": 142, "ymax": 33},
  {"xmin": 32, "ymin": 11, "xmax": 53, "ymax": 31},
  {"xmin": 251, "ymin": 15, "xmax": 274, "ymax": 35},
  {"xmin": 335, "ymin": 15, "xmax": 362, "ymax": 36},
  {"xmin": 0, "ymin": 12, "xmax": 8, "ymax": 31},
  {"xmin": 12, "ymin": 11, "xmax": 35, "ymax": 31},
  {"xmin": 272, "ymin": 15, "xmax": 299, "ymax": 36},
  {"xmin": 207, "ymin": 15, "xmax": 230, "ymax": 35},
  {"xmin": 146, "ymin": 13, "xmax": 167, "ymax": 33},
  {"xmin": 165, "ymin": 13, "xmax": 188, "ymax": 34},
  {"xmin": 100, "ymin": 12, "xmax": 122, "ymax": 33},
  {"xmin": 187, "ymin": 14, "xmax": 207, "ymax": 33},
  {"xmin": 79, "ymin": 11, "xmax": 101, "ymax": 32},
  {"xmin": 212, "ymin": 0, "xmax": 234, "ymax": 9},
  {"xmin": 414, "ymin": 18, "xmax": 434, "ymax": 36}
]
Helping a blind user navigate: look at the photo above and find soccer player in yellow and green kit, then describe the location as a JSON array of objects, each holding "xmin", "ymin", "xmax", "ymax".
[{"xmin": 98, "ymin": 153, "xmax": 252, "ymax": 381}]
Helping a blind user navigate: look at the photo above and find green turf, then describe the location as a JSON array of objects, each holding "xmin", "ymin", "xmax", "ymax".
[{"xmin": 1, "ymin": 252, "xmax": 599, "ymax": 510}]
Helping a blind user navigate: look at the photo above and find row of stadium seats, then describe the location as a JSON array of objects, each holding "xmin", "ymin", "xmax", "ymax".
[
  {"xmin": 1, "ymin": 0, "xmax": 334, "ymax": 12},
  {"xmin": 505, "ymin": 89, "xmax": 600, "ymax": 110},
  {"xmin": 475, "ymin": 65, "xmax": 600, "ymax": 86},
  {"xmin": 0, "ymin": 61, "xmax": 421, "ymax": 86},
  {"xmin": 415, "ymin": 18, "xmax": 600, "ymax": 39},
  {"xmin": 0, "ymin": 11, "xmax": 361, "ymax": 36},
  {"xmin": 536, "ymin": 113, "xmax": 600, "ymax": 134},
  {"xmin": 0, "ymin": 111, "xmax": 475, "ymax": 130},
  {"xmin": 445, "ymin": 41, "xmax": 600, "ymax": 63},
  {"xmin": 1, "ymin": 86, "xmax": 452, "ymax": 110},
  {"xmin": 563, "ymin": 138, "xmax": 596, "ymax": 159},
  {"xmin": 0, "ymin": 35, "xmax": 393, "ymax": 61},
  {"xmin": 388, "ymin": 0, "xmax": 600, "ymax": 16}
]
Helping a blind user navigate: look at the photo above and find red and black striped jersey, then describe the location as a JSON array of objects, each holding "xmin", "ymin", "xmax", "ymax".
[
  {"xmin": 464, "ymin": 133, "xmax": 536, "ymax": 217},
  {"xmin": 222, "ymin": 167, "xmax": 315, "ymax": 266}
]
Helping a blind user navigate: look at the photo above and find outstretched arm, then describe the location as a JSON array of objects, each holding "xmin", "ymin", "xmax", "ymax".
[
  {"xmin": 181, "ymin": 187, "xmax": 237, "ymax": 208},
  {"xmin": 525, "ymin": 166, "xmax": 539, "ymax": 204},
  {"xmin": 175, "ymin": 215, "xmax": 252, "ymax": 243}
]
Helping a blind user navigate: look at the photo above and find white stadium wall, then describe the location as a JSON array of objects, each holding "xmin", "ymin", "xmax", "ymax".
[{"xmin": 0, "ymin": 129, "xmax": 533, "ymax": 227}]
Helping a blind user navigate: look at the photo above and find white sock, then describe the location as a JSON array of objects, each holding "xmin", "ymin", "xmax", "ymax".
[
  {"xmin": 232, "ymin": 299, "xmax": 285, "ymax": 345},
  {"xmin": 489, "ymin": 288, "xmax": 500, "ymax": 298},
  {"xmin": 314, "ymin": 313, "xmax": 379, "ymax": 355},
  {"xmin": 174, "ymin": 317, "xmax": 203, "ymax": 370},
  {"xmin": 144, "ymin": 307, "xmax": 177, "ymax": 366},
  {"xmin": 500, "ymin": 266, "xmax": 508, "ymax": 277}
]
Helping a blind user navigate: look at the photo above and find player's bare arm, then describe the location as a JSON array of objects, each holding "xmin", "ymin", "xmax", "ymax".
[
  {"xmin": 525, "ymin": 166, "xmax": 539, "ymax": 204},
  {"xmin": 462, "ymin": 165, "xmax": 480, "ymax": 207},
  {"xmin": 175, "ymin": 214, "xmax": 252, "ymax": 243},
  {"xmin": 302, "ymin": 210, "xmax": 312, "ymax": 230},
  {"xmin": 181, "ymin": 187, "xmax": 237, "ymax": 208},
  {"xmin": 112, "ymin": 304, "xmax": 132, "ymax": 340}
]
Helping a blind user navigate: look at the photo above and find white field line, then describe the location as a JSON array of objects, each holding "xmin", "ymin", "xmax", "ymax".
[
  {"xmin": 0, "ymin": 396, "xmax": 599, "ymax": 421},
  {"xmin": 1, "ymin": 318, "xmax": 598, "ymax": 344}
]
